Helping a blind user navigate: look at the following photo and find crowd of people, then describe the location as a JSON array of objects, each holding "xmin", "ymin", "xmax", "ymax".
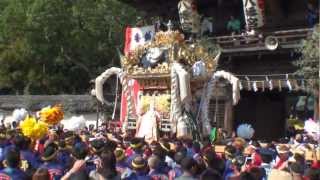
[{"xmin": 0, "ymin": 122, "xmax": 319, "ymax": 180}]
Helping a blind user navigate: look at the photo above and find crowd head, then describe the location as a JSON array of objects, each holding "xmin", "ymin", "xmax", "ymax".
[{"xmin": 0, "ymin": 121, "xmax": 318, "ymax": 180}]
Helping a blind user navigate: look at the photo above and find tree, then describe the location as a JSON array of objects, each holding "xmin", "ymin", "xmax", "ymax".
[
  {"xmin": 294, "ymin": 24, "xmax": 320, "ymax": 120},
  {"xmin": 0, "ymin": 0, "xmax": 140, "ymax": 94}
]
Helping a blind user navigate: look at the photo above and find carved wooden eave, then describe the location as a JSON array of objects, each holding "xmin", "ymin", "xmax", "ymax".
[{"xmin": 211, "ymin": 28, "xmax": 313, "ymax": 54}]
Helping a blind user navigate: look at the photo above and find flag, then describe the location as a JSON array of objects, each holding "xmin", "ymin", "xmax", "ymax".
[
  {"xmin": 209, "ymin": 127, "xmax": 217, "ymax": 142},
  {"xmin": 124, "ymin": 25, "xmax": 155, "ymax": 55}
]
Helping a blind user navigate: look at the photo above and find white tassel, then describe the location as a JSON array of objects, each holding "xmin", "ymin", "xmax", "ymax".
[
  {"xmin": 239, "ymin": 81, "xmax": 243, "ymax": 90},
  {"xmin": 278, "ymin": 80, "xmax": 282, "ymax": 91},
  {"xmin": 287, "ymin": 80, "xmax": 292, "ymax": 91},
  {"xmin": 245, "ymin": 76, "xmax": 251, "ymax": 91},
  {"xmin": 269, "ymin": 80, "xmax": 273, "ymax": 90},
  {"xmin": 285, "ymin": 74, "xmax": 292, "ymax": 91}
]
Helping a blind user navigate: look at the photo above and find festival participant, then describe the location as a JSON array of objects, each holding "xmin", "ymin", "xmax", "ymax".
[
  {"xmin": 40, "ymin": 143, "xmax": 64, "ymax": 180},
  {"xmin": 247, "ymin": 167, "xmax": 264, "ymax": 180},
  {"xmin": 56, "ymin": 140, "xmax": 72, "ymax": 170},
  {"xmin": 64, "ymin": 131, "xmax": 75, "ymax": 148},
  {"xmin": 173, "ymin": 140, "xmax": 184, "ymax": 153},
  {"xmin": 202, "ymin": 150, "xmax": 225, "ymax": 176},
  {"xmin": 13, "ymin": 135, "xmax": 40, "ymax": 170},
  {"xmin": 143, "ymin": 146, "xmax": 152, "ymax": 161},
  {"xmin": 243, "ymin": 142, "xmax": 262, "ymax": 171},
  {"xmin": 114, "ymin": 148, "xmax": 129, "ymax": 174},
  {"xmin": 89, "ymin": 150, "xmax": 120, "ymax": 180},
  {"xmin": 232, "ymin": 138, "xmax": 246, "ymax": 156},
  {"xmin": 200, "ymin": 137, "xmax": 211, "ymax": 154},
  {"xmin": 150, "ymin": 141, "xmax": 159, "ymax": 152},
  {"xmin": 223, "ymin": 145, "xmax": 240, "ymax": 180},
  {"xmin": 176, "ymin": 157, "xmax": 198, "ymax": 180},
  {"xmin": 147, "ymin": 155, "xmax": 168, "ymax": 180},
  {"xmin": 122, "ymin": 156, "xmax": 150, "ymax": 180},
  {"xmin": 274, "ymin": 144, "xmax": 290, "ymax": 170},
  {"xmin": 306, "ymin": 3, "xmax": 318, "ymax": 28},
  {"xmin": 0, "ymin": 147, "xmax": 28, "ymax": 180},
  {"xmin": 226, "ymin": 16, "xmax": 241, "ymax": 34},
  {"xmin": 168, "ymin": 151, "xmax": 185, "ymax": 180},
  {"xmin": 152, "ymin": 145, "xmax": 171, "ymax": 175},
  {"xmin": 0, "ymin": 131, "xmax": 6, "ymax": 169},
  {"xmin": 126, "ymin": 138, "xmax": 144, "ymax": 165},
  {"xmin": 87, "ymin": 139, "xmax": 105, "ymax": 172},
  {"xmin": 290, "ymin": 134, "xmax": 304, "ymax": 149},
  {"xmin": 200, "ymin": 169, "xmax": 222, "ymax": 180},
  {"xmin": 123, "ymin": 137, "xmax": 133, "ymax": 157},
  {"xmin": 239, "ymin": 171, "xmax": 255, "ymax": 180},
  {"xmin": 183, "ymin": 139, "xmax": 195, "ymax": 158},
  {"xmin": 259, "ymin": 147, "xmax": 274, "ymax": 179},
  {"xmin": 72, "ymin": 142, "xmax": 90, "ymax": 175},
  {"xmin": 192, "ymin": 142, "xmax": 202, "ymax": 164},
  {"xmin": 305, "ymin": 167, "xmax": 320, "ymax": 180},
  {"xmin": 289, "ymin": 162, "xmax": 305, "ymax": 180},
  {"xmin": 159, "ymin": 139, "xmax": 175, "ymax": 169}
]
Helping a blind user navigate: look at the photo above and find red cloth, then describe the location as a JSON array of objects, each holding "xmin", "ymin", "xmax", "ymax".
[
  {"xmin": 252, "ymin": 152, "xmax": 262, "ymax": 167},
  {"xmin": 124, "ymin": 27, "xmax": 132, "ymax": 55},
  {"xmin": 125, "ymin": 147, "xmax": 133, "ymax": 157},
  {"xmin": 274, "ymin": 159, "xmax": 287, "ymax": 170},
  {"xmin": 245, "ymin": 152, "xmax": 263, "ymax": 171},
  {"xmin": 311, "ymin": 160, "xmax": 320, "ymax": 169}
]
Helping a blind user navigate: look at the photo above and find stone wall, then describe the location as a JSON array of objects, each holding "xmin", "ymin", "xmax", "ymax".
[{"xmin": 0, "ymin": 95, "xmax": 97, "ymax": 113}]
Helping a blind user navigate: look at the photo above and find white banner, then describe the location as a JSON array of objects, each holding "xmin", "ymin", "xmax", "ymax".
[
  {"xmin": 242, "ymin": 0, "xmax": 265, "ymax": 29},
  {"xmin": 124, "ymin": 25, "xmax": 155, "ymax": 55}
]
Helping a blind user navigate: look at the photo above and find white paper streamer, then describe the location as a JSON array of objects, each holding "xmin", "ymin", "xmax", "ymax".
[
  {"xmin": 278, "ymin": 80, "xmax": 282, "ymax": 91},
  {"xmin": 286, "ymin": 80, "xmax": 292, "ymax": 91},
  {"xmin": 245, "ymin": 76, "xmax": 251, "ymax": 91},
  {"xmin": 269, "ymin": 80, "xmax": 273, "ymax": 90},
  {"xmin": 253, "ymin": 81, "xmax": 258, "ymax": 92},
  {"xmin": 239, "ymin": 81, "xmax": 243, "ymax": 90}
]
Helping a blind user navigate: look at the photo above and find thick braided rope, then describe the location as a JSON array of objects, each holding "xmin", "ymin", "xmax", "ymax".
[
  {"xmin": 95, "ymin": 67, "xmax": 122, "ymax": 105},
  {"xmin": 119, "ymin": 72, "xmax": 133, "ymax": 131},
  {"xmin": 201, "ymin": 76, "xmax": 215, "ymax": 136}
]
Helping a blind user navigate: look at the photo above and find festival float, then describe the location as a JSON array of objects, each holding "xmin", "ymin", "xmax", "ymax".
[{"xmin": 92, "ymin": 21, "xmax": 241, "ymax": 142}]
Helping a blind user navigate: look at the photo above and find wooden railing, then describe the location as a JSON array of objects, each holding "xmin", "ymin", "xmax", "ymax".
[{"xmin": 209, "ymin": 28, "xmax": 313, "ymax": 53}]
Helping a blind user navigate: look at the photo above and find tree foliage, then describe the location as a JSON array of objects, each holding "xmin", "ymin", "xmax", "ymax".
[
  {"xmin": 295, "ymin": 24, "xmax": 320, "ymax": 94},
  {"xmin": 0, "ymin": 0, "xmax": 140, "ymax": 94}
]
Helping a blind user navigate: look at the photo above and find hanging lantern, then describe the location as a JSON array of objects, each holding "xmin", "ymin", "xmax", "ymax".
[{"xmin": 242, "ymin": 0, "xmax": 265, "ymax": 30}]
